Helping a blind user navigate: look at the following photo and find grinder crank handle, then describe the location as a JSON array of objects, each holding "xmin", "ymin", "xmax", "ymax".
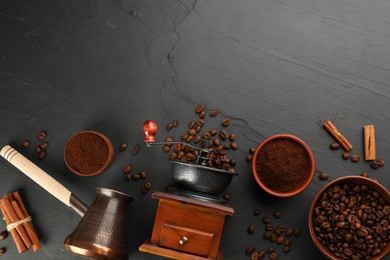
[{"xmin": 0, "ymin": 145, "xmax": 88, "ymax": 217}]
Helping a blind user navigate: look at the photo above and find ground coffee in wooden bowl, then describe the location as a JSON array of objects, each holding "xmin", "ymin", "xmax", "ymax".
[
  {"xmin": 252, "ymin": 134, "xmax": 315, "ymax": 197},
  {"xmin": 64, "ymin": 131, "xmax": 114, "ymax": 176}
]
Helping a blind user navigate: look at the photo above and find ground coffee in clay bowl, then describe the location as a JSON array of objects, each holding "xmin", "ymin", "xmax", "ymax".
[
  {"xmin": 64, "ymin": 131, "xmax": 114, "ymax": 176},
  {"xmin": 252, "ymin": 134, "xmax": 315, "ymax": 197}
]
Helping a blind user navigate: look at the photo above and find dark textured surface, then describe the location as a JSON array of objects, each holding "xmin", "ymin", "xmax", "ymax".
[{"xmin": 0, "ymin": 0, "xmax": 389, "ymax": 259}]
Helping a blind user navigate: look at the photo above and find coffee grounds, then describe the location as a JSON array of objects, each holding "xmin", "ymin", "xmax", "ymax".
[
  {"xmin": 256, "ymin": 139, "xmax": 311, "ymax": 192},
  {"xmin": 65, "ymin": 133, "xmax": 109, "ymax": 174}
]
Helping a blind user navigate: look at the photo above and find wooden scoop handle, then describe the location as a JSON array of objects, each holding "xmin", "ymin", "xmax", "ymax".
[{"xmin": 1, "ymin": 145, "xmax": 72, "ymax": 207}]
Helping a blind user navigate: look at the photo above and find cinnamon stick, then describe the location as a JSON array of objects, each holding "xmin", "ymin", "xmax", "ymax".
[
  {"xmin": 11, "ymin": 192, "xmax": 41, "ymax": 252},
  {"xmin": 0, "ymin": 201, "xmax": 28, "ymax": 253},
  {"xmin": 364, "ymin": 125, "xmax": 376, "ymax": 160},
  {"xmin": 323, "ymin": 121, "xmax": 353, "ymax": 151},
  {"xmin": 1, "ymin": 196, "xmax": 32, "ymax": 249}
]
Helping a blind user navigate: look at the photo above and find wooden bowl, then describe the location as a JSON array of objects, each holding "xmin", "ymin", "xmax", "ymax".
[
  {"xmin": 308, "ymin": 176, "xmax": 390, "ymax": 260},
  {"xmin": 252, "ymin": 134, "xmax": 316, "ymax": 198},
  {"xmin": 64, "ymin": 131, "xmax": 114, "ymax": 176}
]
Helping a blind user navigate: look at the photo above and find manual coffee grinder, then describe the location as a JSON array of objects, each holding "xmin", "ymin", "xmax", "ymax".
[{"xmin": 139, "ymin": 120, "xmax": 236, "ymax": 260}]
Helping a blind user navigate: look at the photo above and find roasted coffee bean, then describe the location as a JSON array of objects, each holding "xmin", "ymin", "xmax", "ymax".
[
  {"xmin": 140, "ymin": 171, "xmax": 147, "ymax": 179},
  {"xmin": 199, "ymin": 110, "xmax": 206, "ymax": 119},
  {"xmin": 188, "ymin": 129, "xmax": 196, "ymax": 136},
  {"xmin": 229, "ymin": 134, "xmax": 236, "ymax": 142},
  {"xmin": 371, "ymin": 161, "xmax": 380, "ymax": 169},
  {"xmin": 351, "ymin": 155, "xmax": 360, "ymax": 162},
  {"xmin": 39, "ymin": 151, "xmax": 46, "ymax": 160},
  {"xmin": 270, "ymin": 252, "xmax": 277, "ymax": 260},
  {"xmin": 39, "ymin": 141, "xmax": 49, "ymax": 149},
  {"xmin": 209, "ymin": 109, "xmax": 218, "ymax": 117},
  {"xmin": 251, "ymin": 251, "xmax": 259, "ymax": 260},
  {"xmin": 230, "ymin": 142, "xmax": 238, "ymax": 150},
  {"xmin": 377, "ymin": 158, "xmax": 384, "ymax": 166},
  {"xmin": 222, "ymin": 119, "xmax": 231, "ymax": 127},
  {"xmin": 209, "ymin": 129, "xmax": 217, "ymax": 136},
  {"xmin": 253, "ymin": 209, "xmax": 260, "ymax": 216},
  {"xmin": 258, "ymin": 250, "xmax": 265, "ymax": 259},
  {"xmin": 249, "ymin": 147, "xmax": 256, "ymax": 154},
  {"xmin": 169, "ymin": 152, "xmax": 177, "ymax": 159},
  {"xmin": 0, "ymin": 248, "xmax": 6, "ymax": 255},
  {"xmin": 35, "ymin": 146, "xmax": 42, "ymax": 153},
  {"xmin": 218, "ymin": 130, "xmax": 228, "ymax": 140},
  {"xmin": 194, "ymin": 135, "xmax": 201, "ymax": 143},
  {"xmin": 188, "ymin": 121, "xmax": 195, "ymax": 129},
  {"xmin": 162, "ymin": 145, "xmax": 171, "ymax": 152},
  {"xmin": 246, "ymin": 155, "xmax": 252, "ymax": 162},
  {"xmin": 131, "ymin": 173, "xmax": 141, "ymax": 181},
  {"xmin": 223, "ymin": 194, "xmax": 230, "ymax": 201},
  {"xmin": 132, "ymin": 145, "xmax": 140, "ymax": 155},
  {"xmin": 212, "ymin": 139, "xmax": 221, "ymax": 146},
  {"xmin": 245, "ymin": 246, "xmax": 255, "ymax": 255},
  {"xmin": 140, "ymin": 185, "xmax": 149, "ymax": 194},
  {"xmin": 123, "ymin": 165, "xmax": 132, "ymax": 174},
  {"xmin": 180, "ymin": 133, "xmax": 188, "ymax": 140},
  {"xmin": 263, "ymin": 231, "xmax": 272, "ymax": 240},
  {"xmin": 361, "ymin": 171, "xmax": 369, "ymax": 177},
  {"xmin": 330, "ymin": 142, "xmax": 340, "ymax": 150},
  {"xmin": 276, "ymin": 236, "xmax": 285, "ymax": 245},
  {"xmin": 285, "ymin": 239, "xmax": 292, "ymax": 247},
  {"xmin": 38, "ymin": 131, "xmax": 47, "ymax": 140},
  {"xmin": 173, "ymin": 120, "xmax": 180, "ymax": 127},
  {"xmin": 186, "ymin": 135, "xmax": 194, "ymax": 142},
  {"xmin": 285, "ymin": 229, "xmax": 294, "ymax": 237},
  {"xmin": 164, "ymin": 137, "xmax": 173, "ymax": 145},
  {"xmin": 196, "ymin": 119, "xmax": 204, "ymax": 127},
  {"xmin": 263, "ymin": 217, "xmax": 270, "ymax": 224},
  {"xmin": 272, "ymin": 211, "xmax": 281, "ymax": 219},
  {"xmin": 195, "ymin": 126, "xmax": 201, "ymax": 133},
  {"xmin": 283, "ymin": 246, "xmax": 290, "ymax": 253},
  {"xmin": 293, "ymin": 229, "xmax": 300, "ymax": 237},
  {"xmin": 342, "ymin": 152, "xmax": 350, "ymax": 160},
  {"xmin": 267, "ymin": 247, "xmax": 275, "ymax": 254},
  {"xmin": 202, "ymin": 132, "xmax": 211, "ymax": 139},
  {"xmin": 166, "ymin": 122, "xmax": 174, "ymax": 130},
  {"xmin": 0, "ymin": 231, "xmax": 8, "ymax": 240},
  {"xmin": 22, "ymin": 140, "xmax": 30, "ymax": 148},
  {"xmin": 124, "ymin": 173, "xmax": 131, "ymax": 182},
  {"xmin": 229, "ymin": 159, "xmax": 236, "ymax": 166},
  {"xmin": 145, "ymin": 181, "xmax": 152, "ymax": 190},
  {"xmin": 195, "ymin": 103, "xmax": 205, "ymax": 113},
  {"xmin": 247, "ymin": 224, "xmax": 256, "ymax": 234},
  {"xmin": 319, "ymin": 172, "xmax": 329, "ymax": 180},
  {"xmin": 119, "ymin": 143, "xmax": 127, "ymax": 151}
]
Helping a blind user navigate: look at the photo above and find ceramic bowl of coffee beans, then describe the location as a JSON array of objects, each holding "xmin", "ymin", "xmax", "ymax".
[
  {"xmin": 308, "ymin": 176, "xmax": 390, "ymax": 260},
  {"xmin": 252, "ymin": 134, "xmax": 316, "ymax": 197},
  {"xmin": 64, "ymin": 130, "xmax": 114, "ymax": 176}
]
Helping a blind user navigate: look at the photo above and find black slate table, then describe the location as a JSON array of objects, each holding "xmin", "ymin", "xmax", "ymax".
[{"xmin": 0, "ymin": 0, "xmax": 389, "ymax": 259}]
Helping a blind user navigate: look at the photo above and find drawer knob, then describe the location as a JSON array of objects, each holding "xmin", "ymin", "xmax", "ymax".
[{"xmin": 179, "ymin": 236, "xmax": 188, "ymax": 246}]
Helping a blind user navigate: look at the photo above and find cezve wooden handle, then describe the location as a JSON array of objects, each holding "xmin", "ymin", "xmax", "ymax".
[{"xmin": 1, "ymin": 145, "xmax": 72, "ymax": 208}]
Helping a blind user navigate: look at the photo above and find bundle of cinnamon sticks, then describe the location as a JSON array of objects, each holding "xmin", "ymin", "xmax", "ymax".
[{"xmin": 0, "ymin": 191, "xmax": 41, "ymax": 253}]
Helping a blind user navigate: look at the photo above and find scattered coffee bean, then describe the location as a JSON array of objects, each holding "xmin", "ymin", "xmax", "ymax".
[
  {"xmin": 131, "ymin": 173, "xmax": 141, "ymax": 181},
  {"xmin": 193, "ymin": 135, "xmax": 201, "ymax": 143},
  {"xmin": 196, "ymin": 119, "xmax": 204, "ymax": 127},
  {"xmin": 162, "ymin": 145, "xmax": 170, "ymax": 152},
  {"xmin": 140, "ymin": 185, "xmax": 149, "ymax": 194},
  {"xmin": 246, "ymin": 155, "xmax": 252, "ymax": 162},
  {"xmin": 351, "ymin": 155, "xmax": 360, "ymax": 162},
  {"xmin": 188, "ymin": 121, "xmax": 195, "ymax": 129},
  {"xmin": 249, "ymin": 147, "xmax": 256, "ymax": 154},
  {"xmin": 272, "ymin": 211, "xmax": 281, "ymax": 219},
  {"xmin": 145, "ymin": 181, "xmax": 152, "ymax": 190},
  {"xmin": 258, "ymin": 250, "xmax": 265, "ymax": 259},
  {"xmin": 245, "ymin": 246, "xmax": 255, "ymax": 255},
  {"xmin": 173, "ymin": 120, "xmax": 180, "ymax": 127},
  {"xmin": 38, "ymin": 131, "xmax": 47, "ymax": 140},
  {"xmin": 229, "ymin": 133, "xmax": 236, "ymax": 141},
  {"xmin": 34, "ymin": 146, "xmax": 42, "ymax": 153},
  {"xmin": 276, "ymin": 236, "xmax": 285, "ymax": 245},
  {"xmin": 209, "ymin": 109, "xmax": 218, "ymax": 117},
  {"xmin": 285, "ymin": 229, "xmax": 294, "ymax": 237},
  {"xmin": 251, "ymin": 251, "xmax": 259, "ymax": 260},
  {"xmin": 186, "ymin": 135, "xmax": 194, "ymax": 142},
  {"xmin": 132, "ymin": 145, "xmax": 140, "ymax": 155},
  {"xmin": 199, "ymin": 110, "xmax": 206, "ymax": 119},
  {"xmin": 22, "ymin": 140, "xmax": 30, "ymax": 148},
  {"xmin": 209, "ymin": 129, "xmax": 217, "ymax": 136},
  {"xmin": 222, "ymin": 119, "xmax": 231, "ymax": 127},
  {"xmin": 267, "ymin": 247, "xmax": 275, "ymax": 254},
  {"xmin": 230, "ymin": 142, "xmax": 238, "ymax": 150},
  {"xmin": 329, "ymin": 142, "xmax": 340, "ymax": 150},
  {"xmin": 283, "ymin": 246, "xmax": 290, "ymax": 253},
  {"xmin": 202, "ymin": 132, "xmax": 211, "ymax": 139},
  {"xmin": 218, "ymin": 130, "xmax": 228, "ymax": 140},
  {"xmin": 195, "ymin": 103, "xmax": 205, "ymax": 113},
  {"xmin": 0, "ymin": 248, "xmax": 5, "ymax": 255},
  {"xmin": 188, "ymin": 129, "xmax": 196, "ymax": 136},
  {"xmin": 0, "ymin": 231, "xmax": 8, "ymax": 240},
  {"xmin": 342, "ymin": 152, "xmax": 350, "ymax": 160},
  {"xmin": 39, "ymin": 141, "xmax": 49, "ymax": 149},
  {"xmin": 377, "ymin": 158, "xmax": 385, "ymax": 166},
  {"xmin": 263, "ymin": 217, "xmax": 270, "ymax": 224},
  {"xmin": 119, "ymin": 143, "xmax": 127, "ymax": 151},
  {"xmin": 371, "ymin": 158, "xmax": 384, "ymax": 169},
  {"xmin": 166, "ymin": 122, "xmax": 174, "ymax": 131},
  {"xmin": 253, "ymin": 209, "xmax": 260, "ymax": 216},
  {"xmin": 123, "ymin": 165, "xmax": 132, "ymax": 174},
  {"xmin": 361, "ymin": 171, "xmax": 369, "ymax": 177},
  {"xmin": 247, "ymin": 224, "xmax": 256, "ymax": 234},
  {"xmin": 270, "ymin": 252, "xmax": 277, "ymax": 260},
  {"xmin": 223, "ymin": 194, "xmax": 230, "ymax": 201},
  {"xmin": 229, "ymin": 159, "xmax": 236, "ymax": 166},
  {"xmin": 284, "ymin": 239, "xmax": 292, "ymax": 247},
  {"xmin": 124, "ymin": 173, "xmax": 131, "ymax": 182},
  {"xmin": 140, "ymin": 171, "xmax": 147, "ymax": 179},
  {"xmin": 319, "ymin": 172, "xmax": 329, "ymax": 180},
  {"xmin": 39, "ymin": 151, "xmax": 46, "ymax": 160},
  {"xmin": 293, "ymin": 229, "xmax": 300, "ymax": 237}
]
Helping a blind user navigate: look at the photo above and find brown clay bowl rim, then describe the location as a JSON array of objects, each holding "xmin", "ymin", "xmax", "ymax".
[
  {"xmin": 308, "ymin": 176, "xmax": 390, "ymax": 260},
  {"xmin": 64, "ymin": 130, "xmax": 114, "ymax": 176},
  {"xmin": 251, "ymin": 134, "xmax": 316, "ymax": 198}
]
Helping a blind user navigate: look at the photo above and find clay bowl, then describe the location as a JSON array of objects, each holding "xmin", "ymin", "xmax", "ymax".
[
  {"xmin": 252, "ymin": 134, "xmax": 316, "ymax": 197},
  {"xmin": 308, "ymin": 176, "xmax": 390, "ymax": 260},
  {"xmin": 64, "ymin": 131, "xmax": 114, "ymax": 176}
]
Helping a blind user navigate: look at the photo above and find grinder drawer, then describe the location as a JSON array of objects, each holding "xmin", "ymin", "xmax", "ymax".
[{"xmin": 159, "ymin": 223, "xmax": 215, "ymax": 257}]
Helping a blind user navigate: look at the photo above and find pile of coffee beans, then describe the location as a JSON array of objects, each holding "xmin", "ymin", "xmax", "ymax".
[
  {"xmin": 22, "ymin": 130, "xmax": 49, "ymax": 160},
  {"xmin": 245, "ymin": 210, "xmax": 300, "ymax": 259},
  {"xmin": 162, "ymin": 104, "xmax": 237, "ymax": 173},
  {"xmin": 312, "ymin": 182, "xmax": 389, "ymax": 259}
]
